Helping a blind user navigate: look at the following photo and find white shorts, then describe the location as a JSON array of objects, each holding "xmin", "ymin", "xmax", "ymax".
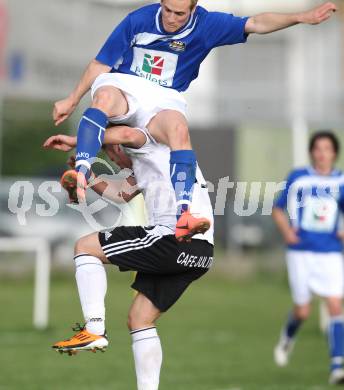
[
  {"xmin": 286, "ymin": 250, "xmax": 344, "ymax": 305},
  {"xmin": 91, "ymin": 73, "xmax": 187, "ymax": 129}
]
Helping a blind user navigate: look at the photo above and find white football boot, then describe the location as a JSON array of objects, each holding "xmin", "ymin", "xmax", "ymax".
[
  {"xmin": 329, "ymin": 368, "xmax": 344, "ymax": 385},
  {"xmin": 274, "ymin": 333, "xmax": 295, "ymax": 367}
]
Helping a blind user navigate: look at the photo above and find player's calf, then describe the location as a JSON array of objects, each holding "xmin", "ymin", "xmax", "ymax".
[
  {"xmin": 274, "ymin": 310, "xmax": 305, "ymax": 367},
  {"xmin": 128, "ymin": 294, "xmax": 162, "ymax": 390},
  {"xmin": 328, "ymin": 315, "xmax": 344, "ymax": 380}
]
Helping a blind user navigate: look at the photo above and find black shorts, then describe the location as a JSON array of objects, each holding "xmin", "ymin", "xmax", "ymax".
[{"xmin": 98, "ymin": 226, "xmax": 214, "ymax": 312}]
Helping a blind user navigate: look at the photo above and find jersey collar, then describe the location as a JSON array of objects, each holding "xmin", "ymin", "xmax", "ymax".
[{"xmin": 308, "ymin": 165, "xmax": 340, "ymax": 177}]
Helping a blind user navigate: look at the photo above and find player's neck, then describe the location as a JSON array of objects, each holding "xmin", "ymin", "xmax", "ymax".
[{"xmin": 313, "ymin": 164, "xmax": 334, "ymax": 176}]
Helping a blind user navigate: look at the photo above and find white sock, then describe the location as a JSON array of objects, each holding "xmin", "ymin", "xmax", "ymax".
[
  {"xmin": 74, "ymin": 254, "xmax": 107, "ymax": 335},
  {"xmin": 131, "ymin": 327, "xmax": 162, "ymax": 390}
]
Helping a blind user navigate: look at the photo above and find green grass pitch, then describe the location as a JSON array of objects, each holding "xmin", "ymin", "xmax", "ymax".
[{"xmin": 0, "ymin": 269, "xmax": 334, "ymax": 390}]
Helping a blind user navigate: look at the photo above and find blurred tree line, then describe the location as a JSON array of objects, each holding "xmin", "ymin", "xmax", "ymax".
[{"xmin": 3, "ymin": 99, "xmax": 73, "ymax": 177}]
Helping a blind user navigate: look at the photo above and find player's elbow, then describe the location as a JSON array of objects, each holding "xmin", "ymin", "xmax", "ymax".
[
  {"xmin": 245, "ymin": 16, "xmax": 269, "ymax": 34},
  {"xmin": 272, "ymin": 207, "xmax": 284, "ymax": 222},
  {"xmin": 121, "ymin": 127, "xmax": 146, "ymax": 148},
  {"xmin": 272, "ymin": 206, "xmax": 283, "ymax": 215},
  {"xmin": 121, "ymin": 127, "xmax": 138, "ymax": 143},
  {"xmin": 245, "ymin": 16, "xmax": 258, "ymax": 34}
]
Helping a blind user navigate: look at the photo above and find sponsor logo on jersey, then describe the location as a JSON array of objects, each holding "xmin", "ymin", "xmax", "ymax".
[
  {"xmin": 313, "ymin": 204, "xmax": 328, "ymax": 222},
  {"xmin": 169, "ymin": 41, "xmax": 186, "ymax": 52},
  {"xmin": 301, "ymin": 196, "xmax": 338, "ymax": 232},
  {"xmin": 142, "ymin": 54, "xmax": 164, "ymax": 76},
  {"xmin": 131, "ymin": 47, "xmax": 178, "ymax": 87}
]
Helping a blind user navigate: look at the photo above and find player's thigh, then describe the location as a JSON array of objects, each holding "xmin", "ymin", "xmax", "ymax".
[
  {"xmin": 147, "ymin": 109, "xmax": 190, "ymax": 148},
  {"xmin": 92, "ymin": 86, "xmax": 129, "ymax": 118},
  {"xmin": 128, "ymin": 292, "xmax": 161, "ymax": 330},
  {"xmin": 286, "ymin": 251, "xmax": 312, "ymax": 305},
  {"xmin": 75, "ymin": 232, "xmax": 110, "ymax": 264},
  {"xmin": 311, "ymin": 252, "xmax": 344, "ymax": 304}
]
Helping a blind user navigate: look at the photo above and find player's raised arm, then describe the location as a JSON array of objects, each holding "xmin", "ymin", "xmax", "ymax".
[
  {"xmin": 44, "ymin": 125, "xmax": 146, "ymax": 152},
  {"xmin": 90, "ymin": 175, "xmax": 139, "ymax": 204},
  {"xmin": 89, "ymin": 146, "xmax": 140, "ymax": 203},
  {"xmin": 53, "ymin": 13, "xmax": 135, "ymax": 126},
  {"xmin": 53, "ymin": 60, "xmax": 111, "ymax": 126},
  {"xmin": 245, "ymin": 1, "xmax": 337, "ymax": 34}
]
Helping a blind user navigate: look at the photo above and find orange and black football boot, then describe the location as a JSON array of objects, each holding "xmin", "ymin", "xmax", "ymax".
[
  {"xmin": 175, "ymin": 210, "xmax": 210, "ymax": 242},
  {"xmin": 60, "ymin": 170, "xmax": 87, "ymax": 204},
  {"xmin": 52, "ymin": 324, "xmax": 108, "ymax": 356}
]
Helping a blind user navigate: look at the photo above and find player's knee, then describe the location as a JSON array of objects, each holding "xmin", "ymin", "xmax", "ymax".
[
  {"xmin": 74, "ymin": 235, "xmax": 95, "ymax": 256},
  {"xmin": 327, "ymin": 299, "xmax": 343, "ymax": 317},
  {"xmin": 174, "ymin": 123, "xmax": 190, "ymax": 145},
  {"xmin": 127, "ymin": 312, "xmax": 155, "ymax": 331},
  {"xmin": 294, "ymin": 305, "xmax": 311, "ymax": 321},
  {"xmin": 92, "ymin": 88, "xmax": 116, "ymax": 113},
  {"xmin": 166, "ymin": 122, "xmax": 190, "ymax": 149},
  {"xmin": 74, "ymin": 237, "xmax": 88, "ymax": 255}
]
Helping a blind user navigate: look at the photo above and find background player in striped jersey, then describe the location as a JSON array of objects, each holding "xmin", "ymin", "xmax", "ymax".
[
  {"xmin": 272, "ymin": 131, "xmax": 344, "ymax": 385},
  {"xmin": 44, "ymin": 125, "xmax": 214, "ymax": 390},
  {"xmin": 52, "ymin": 0, "xmax": 336, "ymax": 240}
]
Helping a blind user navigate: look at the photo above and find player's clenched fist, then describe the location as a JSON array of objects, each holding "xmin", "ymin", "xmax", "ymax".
[
  {"xmin": 299, "ymin": 2, "xmax": 337, "ymax": 25},
  {"xmin": 53, "ymin": 96, "xmax": 78, "ymax": 126}
]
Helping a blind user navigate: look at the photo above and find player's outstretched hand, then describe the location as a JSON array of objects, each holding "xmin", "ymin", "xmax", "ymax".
[
  {"xmin": 53, "ymin": 97, "xmax": 77, "ymax": 126},
  {"xmin": 300, "ymin": 2, "xmax": 337, "ymax": 25},
  {"xmin": 43, "ymin": 134, "xmax": 77, "ymax": 152}
]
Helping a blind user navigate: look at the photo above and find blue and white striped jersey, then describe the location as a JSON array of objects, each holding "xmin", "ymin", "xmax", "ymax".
[
  {"xmin": 275, "ymin": 167, "xmax": 344, "ymax": 253},
  {"xmin": 96, "ymin": 4, "xmax": 248, "ymax": 92}
]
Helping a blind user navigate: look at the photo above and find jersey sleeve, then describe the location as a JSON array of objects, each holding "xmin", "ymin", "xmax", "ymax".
[
  {"xmin": 204, "ymin": 12, "xmax": 249, "ymax": 50},
  {"xmin": 95, "ymin": 14, "xmax": 134, "ymax": 67},
  {"xmin": 274, "ymin": 171, "xmax": 295, "ymax": 210}
]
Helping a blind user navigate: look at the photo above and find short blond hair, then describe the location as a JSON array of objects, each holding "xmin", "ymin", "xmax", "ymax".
[
  {"xmin": 161, "ymin": 0, "xmax": 198, "ymax": 11},
  {"xmin": 190, "ymin": 0, "xmax": 198, "ymax": 8}
]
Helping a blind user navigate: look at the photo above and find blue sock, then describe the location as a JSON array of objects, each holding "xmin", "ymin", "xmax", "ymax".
[
  {"xmin": 328, "ymin": 316, "xmax": 344, "ymax": 371},
  {"xmin": 75, "ymin": 108, "xmax": 108, "ymax": 179},
  {"xmin": 170, "ymin": 150, "xmax": 197, "ymax": 216},
  {"xmin": 284, "ymin": 312, "xmax": 303, "ymax": 340}
]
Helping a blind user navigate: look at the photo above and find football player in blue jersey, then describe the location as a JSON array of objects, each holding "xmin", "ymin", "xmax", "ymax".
[
  {"xmin": 52, "ymin": 0, "xmax": 337, "ymax": 241},
  {"xmin": 272, "ymin": 131, "xmax": 344, "ymax": 384}
]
